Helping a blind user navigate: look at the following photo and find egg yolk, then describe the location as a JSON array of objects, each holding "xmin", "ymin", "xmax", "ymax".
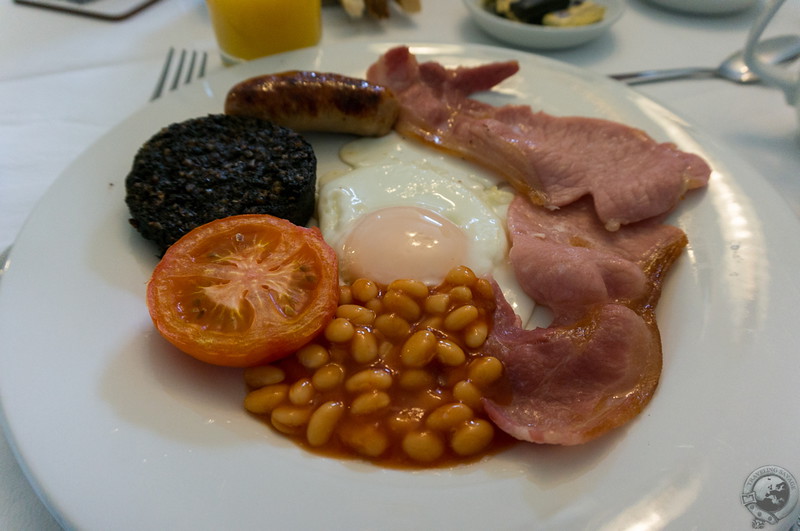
[{"xmin": 340, "ymin": 206, "xmax": 469, "ymax": 285}]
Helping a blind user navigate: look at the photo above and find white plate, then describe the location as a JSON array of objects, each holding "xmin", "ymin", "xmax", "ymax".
[{"xmin": 2, "ymin": 42, "xmax": 800, "ymax": 530}]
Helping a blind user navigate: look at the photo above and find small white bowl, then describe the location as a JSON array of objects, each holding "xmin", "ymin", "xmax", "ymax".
[
  {"xmin": 647, "ymin": 0, "xmax": 757, "ymax": 15},
  {"xmin": 463, "ymin": 0, "xmax": 625, "ymax": 50}
]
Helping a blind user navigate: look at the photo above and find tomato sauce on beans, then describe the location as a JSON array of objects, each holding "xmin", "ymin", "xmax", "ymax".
[{"xmin": 243, "ymin": 266, "xmax": 516, "ymax": 468}]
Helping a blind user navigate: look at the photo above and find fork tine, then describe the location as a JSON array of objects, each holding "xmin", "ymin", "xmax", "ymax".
[
  {"xmin": 152, "ymin": 48, "xmax": 209, "ymax": 101},
  {"xmin": 170, "ymin": 49, "xmax": 187, "ymax": 91},
  {"xmin": 198, "ymin": 51, "xmax": 208, "ymax": 79},
  {"xmin": 150, "ymin": 47, "xmax": 175, "ymax": 101},
  {"xmin": 184, "ymin": 50, "xmax": 198, "ymax": 85}
]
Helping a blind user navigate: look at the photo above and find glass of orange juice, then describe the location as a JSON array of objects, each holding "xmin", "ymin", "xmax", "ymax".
[{"xmin": 206, "ymin": 0, "xmax": 322, "ymax": 65}]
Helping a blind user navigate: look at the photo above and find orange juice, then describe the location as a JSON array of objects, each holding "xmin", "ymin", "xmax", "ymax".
[{"xmin": 206, "ymin": 0, "xmax": 321, "ymax": 64}]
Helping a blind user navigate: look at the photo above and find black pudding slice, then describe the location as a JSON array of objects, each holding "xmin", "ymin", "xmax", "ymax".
[{"xmin": 125, "ymin": 114, "xmax": 317, "ymax": 254}]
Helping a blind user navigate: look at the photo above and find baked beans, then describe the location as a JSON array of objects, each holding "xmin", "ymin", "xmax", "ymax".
[{"xmin": 243, "ymin": 266, "xmax": 514, "ymax": 468}]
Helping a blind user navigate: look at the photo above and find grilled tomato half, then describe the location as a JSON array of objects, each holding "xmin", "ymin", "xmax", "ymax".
[{"xmin": 146, "ymin": 214, "xmax": 339, "ymax": 367}]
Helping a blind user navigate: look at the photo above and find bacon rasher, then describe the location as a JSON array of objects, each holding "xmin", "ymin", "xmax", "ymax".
[
  {"xmin": 366, "ymin": 46, "xmax": 710, "ymax": 231},
  {"xmin": 482, "ymin": 197, "xmax": 686, "ymax": 445}
]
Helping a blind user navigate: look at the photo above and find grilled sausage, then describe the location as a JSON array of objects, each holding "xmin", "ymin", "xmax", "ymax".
[{"xmin": 225, "ymin": 71, "xmax": 400, "ymax": 137}]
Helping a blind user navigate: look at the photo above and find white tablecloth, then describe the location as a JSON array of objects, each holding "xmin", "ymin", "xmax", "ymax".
[{"xmin": 1, "ymin": 0, "xmax": 798, "ymax": 528}]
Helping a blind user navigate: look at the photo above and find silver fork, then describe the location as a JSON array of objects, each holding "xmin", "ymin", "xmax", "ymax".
[{"xmin": 150, "ymin": 47, "xmax": 208, "ymax": 101}]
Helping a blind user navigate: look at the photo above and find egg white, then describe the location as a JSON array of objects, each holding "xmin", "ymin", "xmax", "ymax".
[{"xmin": 317, "ymin": 133, "xmax": 536, "ymax": 325}]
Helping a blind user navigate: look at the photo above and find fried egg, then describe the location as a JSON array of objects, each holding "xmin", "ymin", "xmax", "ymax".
[{"xmin": 317, "ymin": 133, "xmax": 536, "ymax": 324}]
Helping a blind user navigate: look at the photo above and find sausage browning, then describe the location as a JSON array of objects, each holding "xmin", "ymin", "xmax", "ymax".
[{"xmin": 225, "ymin": 71, "xmax": 400, "ymax": 136}]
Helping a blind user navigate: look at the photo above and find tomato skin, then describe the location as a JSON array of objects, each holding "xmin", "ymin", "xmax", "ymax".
[{"xmin": 146, "ymin": 214, "xmax": 339, "ymax": 367}]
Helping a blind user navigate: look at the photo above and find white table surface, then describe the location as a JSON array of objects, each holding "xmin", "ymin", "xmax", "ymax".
[{"xmin": 1, "ymin": 0, "xmax": 798, "ymax": 528}]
